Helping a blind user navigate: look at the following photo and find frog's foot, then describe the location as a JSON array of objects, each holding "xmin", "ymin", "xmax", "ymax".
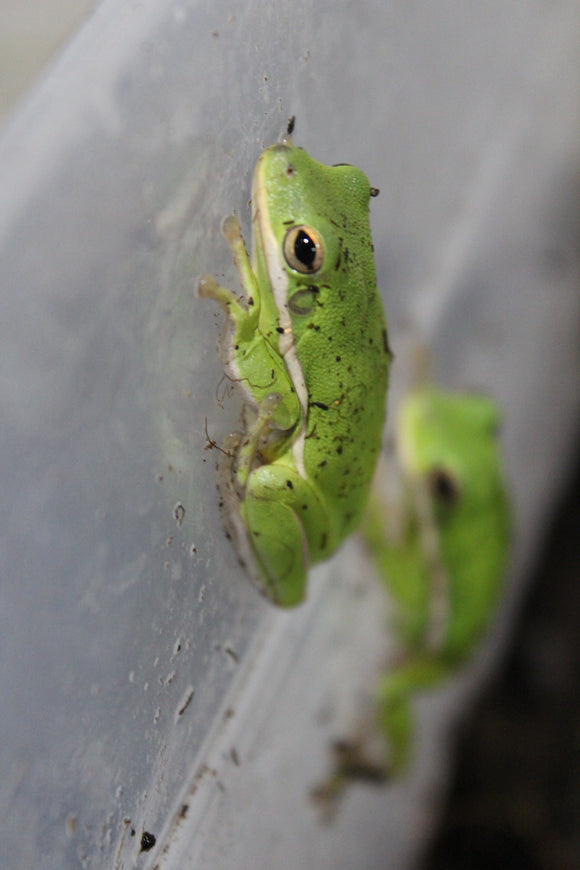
[
  {"xmin": 197, "ymin": 273, "xmax": 244, "ymax": 312},
  {"xmin": 329, "ymin": 738, "xmax": 390, "ymax": 784},
  {"xmin": 311, "ymin": 737, "xmax": 390, "ymax": 823}
]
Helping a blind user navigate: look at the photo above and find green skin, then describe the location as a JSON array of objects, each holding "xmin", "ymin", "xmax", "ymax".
[
  {"xmin": 199, "ymin": 137, "xmax": 390, "ymax": 607},
  {"xmin": 311, "ymin": 388, "xmax": 510, "ymax": 808},
  {"xmin": 362, "ymin": 388, "xmax": 510, "ymax": 775}
]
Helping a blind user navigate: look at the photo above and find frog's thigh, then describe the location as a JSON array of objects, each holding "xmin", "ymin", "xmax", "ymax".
[{"xmin": 242, "ymin": 465, "xmax": 325, "ymax": 607}]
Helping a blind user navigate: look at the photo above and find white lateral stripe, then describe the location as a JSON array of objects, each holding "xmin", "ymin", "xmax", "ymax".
[
  {"xmin": 254, "ymin": 181, "xmax": 309, "ymax": 479},
  {"xmin": 292, "ymin": 426, "xmax": 307, "ymax": 479}
]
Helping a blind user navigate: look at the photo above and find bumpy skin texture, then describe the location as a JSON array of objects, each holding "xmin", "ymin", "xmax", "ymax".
[
  {"xmin": 199, "ymin": 140, "xmax": 390, "ymax": 606},
  {"xmin": 364, "ymin": 388, "xmax": 511, "ymax": 773}
]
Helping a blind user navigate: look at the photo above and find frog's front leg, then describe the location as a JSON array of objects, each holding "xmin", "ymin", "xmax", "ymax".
[
  {"xmin": 198, "ymin": 214, "xmax": 299, "ymax": 434},
  {"xmin": 198, "ymin": 214, "xmax": 260, "ymax": 332},
  {"xmin": 199, "ymin": 213, "xmax": 315, "ymax": 605}
]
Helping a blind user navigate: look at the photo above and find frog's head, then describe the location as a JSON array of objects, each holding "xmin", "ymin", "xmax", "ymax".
[{"xmin": 250, "ymin": 142, "xmax": 375, "ymax": 296}]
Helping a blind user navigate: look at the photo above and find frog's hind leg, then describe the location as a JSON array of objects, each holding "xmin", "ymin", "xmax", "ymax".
[
  {"xmin": 376, "ymin": 655, "xmax": 451, "ymax": 775},
  {"xmin": 214, "ymin": 431, "xmax": 258, "ymax": 580},
  {"xmin": 215, "ymin": 432, "xmax": 310, "ymax": 608},
  {"xmin": 214, "ymin": 458, "xmax": 305, "ymax": 612},
  {"xmin": 242, "ymin": 482, "xmax": 310, "ymax": 607},
  {"xmin": 241, "ymin": 458, "xmax": 333, "ymax": 607}
]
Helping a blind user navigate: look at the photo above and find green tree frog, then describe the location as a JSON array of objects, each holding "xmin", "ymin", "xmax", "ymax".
[
  {"xmin": 314, "ymin": 387, "xmax": 510, "ymax": 803},
  {"xmin": 198, "ymin": 129, "xmax": 391, "ymax": 606}
]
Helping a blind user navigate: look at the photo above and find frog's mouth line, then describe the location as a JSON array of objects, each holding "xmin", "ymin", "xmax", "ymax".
[{"xmin": 251, "ymin": 160, "xmax": 309, "ymax": 480}]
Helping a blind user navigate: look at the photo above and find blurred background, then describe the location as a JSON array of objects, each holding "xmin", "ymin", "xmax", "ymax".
[{"xmin": 0, "ymin": 1, "xmax": 97, "ymax": 130}]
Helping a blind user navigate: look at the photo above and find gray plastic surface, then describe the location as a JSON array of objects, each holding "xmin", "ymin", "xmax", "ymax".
[{"xmin": 1, "ymin": 2, "xmax": 580, "ymax": 868}]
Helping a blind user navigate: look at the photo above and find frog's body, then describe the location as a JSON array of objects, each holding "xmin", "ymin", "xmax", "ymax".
[
  {"xmin": 369, "ymin": 390, "xmax": 509, "ymax": 658},
  {"xmin": 360, "ymin": 388, "xmax": 510, "ymax": 776},
  {"xmin": 199, "ymin": 133, "xmax": 510, "ymax": 795},
  {"xmin": 311, "ymin": 389, "xmax": 509, "ymax": 811},
  {"xmin": 199, "ymin": 135, "xmax": 390, "ymax": 606}
]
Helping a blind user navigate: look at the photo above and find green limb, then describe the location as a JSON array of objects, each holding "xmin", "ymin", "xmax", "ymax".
[
  {"xmin": 197, "ymin": 273, "xmax": 259, "ymax": 346},
  {"xmin": 376, "ymin": 655, "xmax": 451, "ymax": 774},
  {"xmin": 242, "ymin": 489, "xmax": 308, "ymax": 607},
  {"xmin": 197, "ymin": 215, "xmax": 258, "ymax": 308},
  {"xmin": 234, "ymin": 393, "xmax": 283, "ymax": 489},
  {"xmin": 220, "ymin": 215, "xmax": 259, "ymax": 303},
  {"xmin": 197, "ymin": 273, "xmax": 241, "ymax": 309},
  {"xmin": 197, "ymin": 214, "xmax": 260, "ymax": 334},
  {"xmin": 242, "ymin": 462, "xmax": 331, "ymax": 607}
]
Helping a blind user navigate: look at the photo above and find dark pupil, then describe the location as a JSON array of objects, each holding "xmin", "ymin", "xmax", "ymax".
[{"xmin": 294, "ymin": 230, "xmax": 317, "ymax": 267}]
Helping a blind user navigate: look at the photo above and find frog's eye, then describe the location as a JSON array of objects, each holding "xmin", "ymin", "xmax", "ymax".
[
  {"xmin": 283, "ymin": 225, "xmax": 324, "ymax": 274},
  {"xmin": 427, "ymin": 467, "xmax": 460, "ymax": 507}
]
